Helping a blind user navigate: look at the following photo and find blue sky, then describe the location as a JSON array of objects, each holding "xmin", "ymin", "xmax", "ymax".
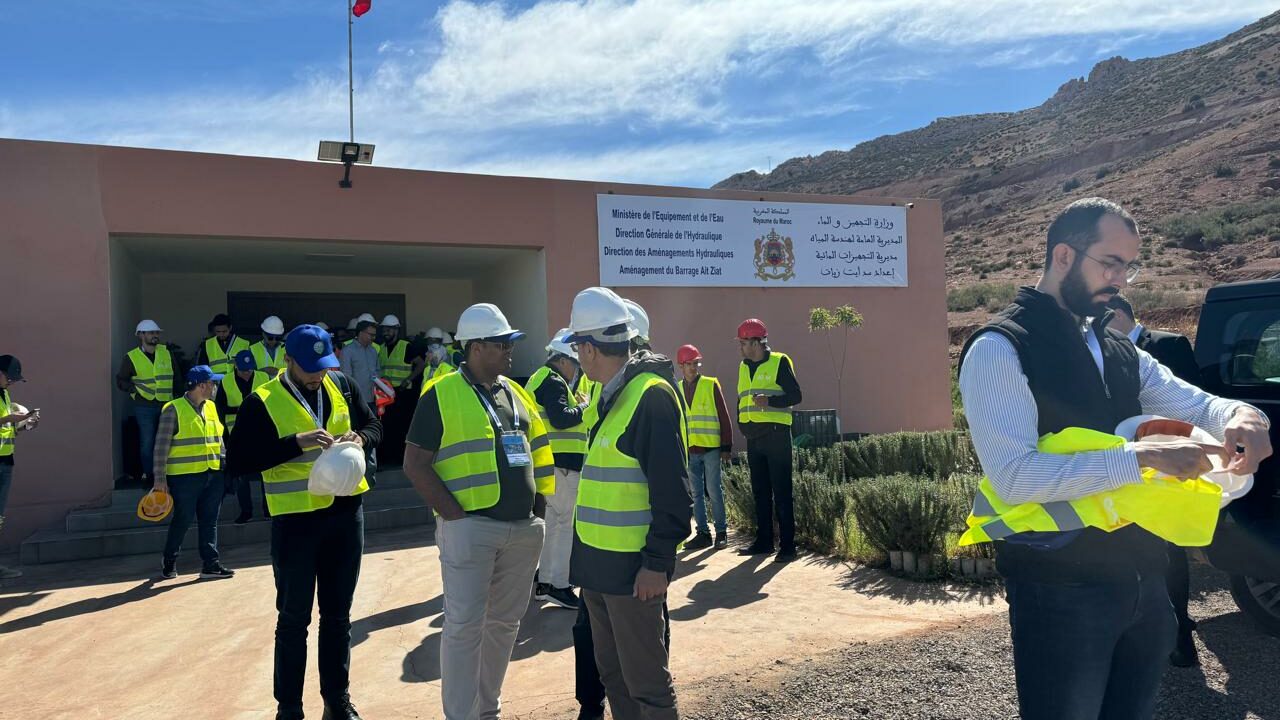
[{"xmin": 2, "ymin": 1, "xmax": 1275, "ymax": 187}]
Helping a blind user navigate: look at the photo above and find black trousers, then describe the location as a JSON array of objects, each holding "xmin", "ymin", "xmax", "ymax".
[
  {"xmin": 1166, "ymin": 544, "xmax": 1193, "ymax": 631},
  {"xmin": 746, "ymin": 427, "xmax": 794, "ymax": 551},
  {"xmin": 271, "ymin": 496, "xmax": 365, "ymax": 713},
  {"xmin": 575, "ymin": 587, "xmax": 671, "ymax": 714}
]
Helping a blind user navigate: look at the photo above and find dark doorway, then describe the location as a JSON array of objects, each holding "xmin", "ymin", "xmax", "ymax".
[{"xmin": 227, "ymin": 291, "xmax": 406, "ymax": 339}]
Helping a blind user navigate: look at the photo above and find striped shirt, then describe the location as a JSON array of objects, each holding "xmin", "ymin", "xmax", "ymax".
[
  {"xmin": 960, "ymin": 323, "xmax": 1260, "ymax": 506},
  {"xmin": 153, "ymin": 396, "xmax": 226, "ymax": 483}
]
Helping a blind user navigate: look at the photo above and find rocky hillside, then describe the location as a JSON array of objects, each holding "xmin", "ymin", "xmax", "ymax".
[{"xmin": 717, "ymin": 11, "xmax": 1280, "ymax": 331}]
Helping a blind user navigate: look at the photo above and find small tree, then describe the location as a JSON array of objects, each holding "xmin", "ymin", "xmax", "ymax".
[{"xmin": 808, "ymin": 304, "xmax": 864, "ymax": 430}]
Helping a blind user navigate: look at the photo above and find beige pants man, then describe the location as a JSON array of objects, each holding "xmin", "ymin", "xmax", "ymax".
[
  {"xmin": 437, "ymin": 514, "xmax": 545, "ymax": 720},
  {"xmin": 537, "ymin": 468, "xmax": 580, "ymax": 588}
]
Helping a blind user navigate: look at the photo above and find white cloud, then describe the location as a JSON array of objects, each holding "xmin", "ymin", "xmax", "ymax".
[{"xmin": 3, "ymin": 0, "xmax": 1274, "ymax": 185}]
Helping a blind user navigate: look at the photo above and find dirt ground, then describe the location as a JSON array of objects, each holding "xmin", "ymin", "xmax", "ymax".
[{"xmin": 0, "ymin": 526, "xmax": 1005, "ymax": 719}]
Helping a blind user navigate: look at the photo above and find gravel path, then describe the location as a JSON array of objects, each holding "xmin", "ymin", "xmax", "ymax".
[{"xmin": 682, "ymin": 564, "xmax": 1280, "ymax": 720}]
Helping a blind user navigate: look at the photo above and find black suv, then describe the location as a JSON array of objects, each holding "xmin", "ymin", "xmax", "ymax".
[{"xmin": 1194, "ymin": 278, "xmax": 1280, "ymax": 635}]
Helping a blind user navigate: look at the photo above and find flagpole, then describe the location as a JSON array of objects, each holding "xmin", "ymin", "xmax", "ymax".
[{"xmin": 347, "ymin": 0, "xmax": 355, "ymax": 143}]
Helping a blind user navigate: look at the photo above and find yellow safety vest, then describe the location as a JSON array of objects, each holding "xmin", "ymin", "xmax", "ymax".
[
  {"xmin": 249, "ymin": 341, "xmax": 286, "ymax": 376},
  {"xmin": 221, "ymin": 371, "xmax": 268, "ymax": 433},
  {"xmin": 960, "ymin": 427, "xmax": 1224, "ymax": 548},
  {"xmin": 737, "ymin": 352, "xmax": 794, "ymax": 426},
  {"xmin": 128, "ymin": 345, "xmax": 175, "ymax": 402},
  {"xmin": 429, "ymin": 371, "xmax": 555, "ymax": 512},
  {"xmin": 580, "ymin": 378, "xmax": 603, "ymax": 429},
  {"xmin": 379, "ymin": 340, "xmax": 412, "ymax": 385},
  {"xmin": 255, "ymin": 374, "xmax": 367, "ymax": 515},
  {"xmin": 525, "ymin": 366, "xmax": 589, "ymax": 457},
  {"xmin": 204, "ymin": 336, "xmax": 251, "ymax": 375},
  {"xmin": 576, "ymin": 373, "xmax": 687, "ymax": 552},
  {"xmin": 163, "ymin": 397, "xmax": 223, "ymax": 476},
  {"xmin": 686, "ymin": 375, "xmax": 723, "ymax": 449},
  {"xmin": 419, "ymin": 361, "xmax": 457, "ymax": 397},
  {"xmin": 0, "ymin": 390, "xmax": 16, "ymax": 458}
]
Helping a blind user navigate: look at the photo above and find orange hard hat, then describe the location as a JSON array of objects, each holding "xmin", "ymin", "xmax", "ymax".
[
  {"xmin": 737, "ymin": 318, "xmax": 768, "ymax": 340},
  {"xmin": 676, "ymin": 344, "xmax": 702, "ymax": 364},
  {"xmin": 137, "ymin": 489, "xmax": 174, "ymax": 523}
]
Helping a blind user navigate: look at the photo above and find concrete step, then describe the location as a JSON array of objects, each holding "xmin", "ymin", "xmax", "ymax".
[
  {"xmin": 67, "ymin": 485, "xmax": 425, "ymax": 533},
  {"xmin": 104, "ymin": 468, "xmax": 413, "ymax": 508},
  {"xmin": 21, "ymin": 504, "xmax": 435, "ymax": 565}
]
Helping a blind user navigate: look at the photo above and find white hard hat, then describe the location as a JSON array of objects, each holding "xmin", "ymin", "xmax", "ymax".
[
  {"xmin": 380, "ymin": 314, "xmax": 401, "ymax": 327},
  {"xmin": 425, "ymin": 326, "xmax": 445, "ymax": 341},
  {"xmin": 135, "ymin": 319, "xmax": 162, "ymax": 333},
  {"xmin": 315, "ymin": 321, "xmax": 330, "ymax": 331},
  {"xmin": 346, "ymin": 318, "xmax": 359, "ymax": 330},
  {"xmin": 546, "ymin": 328, "xmax": 578, "ymax": 360},
  {"xmin": 308, "ymin": 441, "xmax": 367, "ymax": 497},
  {"xmin": 261, "ymin": 315, "xmax": 285, "ymax": 335},
  {"xmin": 357, "ymin": 313, "xmax": 377, "ymax": 324},
  {"xmin": 622, "ymin": 299, "xmax": 650, "ymax": 341},
  {"xmin": 454, "ymin": 303, "xmax": 524, "ymax": 343},
  {"xmin": 442, "ymin": 331, "xmax": 454, "ymax": 344},
  {"xmin": 566, "ymin": 287, "xmax": 636, "ymax": 343}
]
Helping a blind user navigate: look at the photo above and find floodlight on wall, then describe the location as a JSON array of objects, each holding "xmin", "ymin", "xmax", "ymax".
[{"xmin": 318, "ymin": 141, "xmax": 375, "ymax": 189}]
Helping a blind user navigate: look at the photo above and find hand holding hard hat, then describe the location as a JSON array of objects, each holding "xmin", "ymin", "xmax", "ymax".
[
  {"xmin": 137, "ymin": 489, "xmax": 174, "ymax": 522},
  {"xmin": 1118, "ymin": 415, "xmax": 1253, "ymax": 508},
  {"xmin": 309, "ymin": 441, "xmax": 368, "ymax": 496}
]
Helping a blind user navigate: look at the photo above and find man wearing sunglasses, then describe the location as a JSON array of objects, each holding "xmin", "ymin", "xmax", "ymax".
[
  {"xmin": 959, "ymin": 197, "xmax": 1272, "ymax": 719},
  {"xmin": 251, "ymin": 315, "xmax": 288, "ymax": 378},
  {"xmin": 403, "ymin": 303, "xmax": 555, "ymax": 720}
]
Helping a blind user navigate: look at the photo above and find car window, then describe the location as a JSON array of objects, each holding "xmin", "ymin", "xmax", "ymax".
[{"xmin": 1225, "ymin": 311, "xmax": 1280, "ymax": 386}]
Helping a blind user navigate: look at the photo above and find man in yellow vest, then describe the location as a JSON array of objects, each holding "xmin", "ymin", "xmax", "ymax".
[
  {"xmin": 227, "ymin": 325, "xmax": 381, "ymax": 720},
  {"xmin": 115, "ymin": 319, "xmax": 178, "ymax": 486},
  {"xmin": 197, "ymin": 313, "xmax": 251, "ymax": 376},
  {"xmin": 735, "ymin": 318, "xmax": 802, "ymax": 563},
  {"xmin": 419, "ymin": 327, "xmax": 458, "ymax": 391},
  {"xmin": 377, "ymin": 314, "xmax": 413, "ymax": 468},
  {"xmin": 0, "ymin": 355, "xmax": 39, "ymax": 580},
  {"xmin": 959, "ymin": 198, "xmax": 1272, "ymax": 719},
  {"xmin": 153, "ymin": 365, "xmax": 235, "ymax": 581},
  {"xmin": 526, "ymin": 328, "xmax": 591, "ymax": 610},
  {"xmin": 564, "ymin": 287, "xmax": 691, "ymax": 720},
  {"xmin": 216, "ymin": 350, "xmax": 270, "ymax": 524},
  {"xmin": 251, "ymin": 315, "xmax": 288, "ymax": 378},
  {"xmin": 403, "ymin": 303, "xmax": 555, "ymax": 720},
  {"xmin": 676, "ymin": 344, "xmax": 732, "ymax": 550}
]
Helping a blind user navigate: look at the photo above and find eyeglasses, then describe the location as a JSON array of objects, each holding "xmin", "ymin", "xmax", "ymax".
[
  {"xmin": 1081, "ymin": 251, "xmax": 1141, "ymax": 283},
  {"xmin": 479, "ymin": 339, "xmax": 515, "ymax": 350}
]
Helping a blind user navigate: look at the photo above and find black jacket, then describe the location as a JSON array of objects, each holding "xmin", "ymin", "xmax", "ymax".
[
  {"xmin": 570, "ymin": 351, "xmax": 693, "ymax": 595},
  {"xmin": 1135, "ymin": 328, "xmax": 1201, "ymax": 387},
  {"xmin": 532, "ymin": 362, "xmax": 586, "ymax": 472}
]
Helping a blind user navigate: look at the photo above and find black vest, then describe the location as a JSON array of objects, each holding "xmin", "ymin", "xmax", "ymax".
[{"xmin": 961, "ymin": 287, "xmax": 1166, "ymax": 579}]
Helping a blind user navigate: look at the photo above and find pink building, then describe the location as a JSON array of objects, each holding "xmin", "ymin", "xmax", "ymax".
[{"xmin": 0, "ymin": 138, "xmax": 950, "ymax": 552}]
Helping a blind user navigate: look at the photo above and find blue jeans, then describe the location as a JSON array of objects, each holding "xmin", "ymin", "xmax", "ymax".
[
  {"xmin": 688, "ymin": 450, "xmax": 726, "ymax": 535},
  {"xmin": 162, "ymin": 470, "xmax": 223, "ymax": 565},
  {"xmin": 0, "ymin": 462, "xmax": 13, "ymax": 517},
  {"xmin": 134, "ymin": 402, "xmax": 163, "ymax": 476},
  {"xmin": 1004, "ymin": 565, "xmax": 1176, "ymax": 720}
]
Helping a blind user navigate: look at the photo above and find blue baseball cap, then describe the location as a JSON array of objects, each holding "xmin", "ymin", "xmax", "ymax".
[
  {"xmin": 186, "ymin": 365, "xmax": 224, "ymax": 385},
  {"xmin": 286, "ymin": 324, "xmax": 341, "ymax": 373},
  {"xmin": 234, "ymin": 349, "xmax": 257, "ymax": 372}
]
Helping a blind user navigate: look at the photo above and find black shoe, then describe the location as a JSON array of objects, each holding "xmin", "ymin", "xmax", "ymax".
[
  {"xmin": 275, "ymin": 711, "xmax": 304, "ymax": 720},
  {"xmin": 546, "ymin": 585, "xmax": 580, "ymax": 610},
  {"xmin": 322, "ymin": 699, "xmax": 362, "ymax": 720},
  {"xmin": 533, "ymin": 582, "xmax": 551, "ymax": 601},
  {"xmin": 774, "ymin": 547, "xmax": 798, "ymax": 563},
  {"xmin": 577, "ymin": 705, "xmax": 605, "ymax": 720},
  {"xmin": 685, "ymin": 532, "xmax": 713, "ymax": 550},
  {"xmin": 738, "ymin": 543, "xmax": 773, "ymax": 556},
  {"xmin": 714, "ymin": 532, "xmax": 729, "ymax": 549},
  {"xmin": 160, "ymin": 558, "xmax": 177, "ymax": 579},
  {"xmin": 1170, "ymin": 624, "xmax": 1199, "ymax": 667},
  {"xmin": 234, "ymin": 513, "xmax": 251, "ymax": 525},
  {"xmin": 200, "ymin": 563, "xmax": 235, "ymax": 579}
]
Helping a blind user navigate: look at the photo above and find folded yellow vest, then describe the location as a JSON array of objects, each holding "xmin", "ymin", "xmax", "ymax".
[{"xmin": 960, "ymin": 427, "xmax": 1222, "ymax": 547}]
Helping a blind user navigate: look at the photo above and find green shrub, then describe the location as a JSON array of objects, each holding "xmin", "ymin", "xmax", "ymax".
[
  {"xmin": 839, "ymin": 431, "xmax": 979, "ymax": 480},
  {"xmin": 1214, "ymin": 163, "xmax": 1238, "ymax": 178},
  {"xmin": 1183, "ymin": 95, "xmax": 1205, "ymax": 113},
  {"xmin": 848, "ymin": 474, "xmax": 962, "ymax": 555},
  {"xmin": 946, "ymin": 281, "xmax": 1018, "ymax": 312},
  {"xmin": 1269, "ymin": 156, "xmax": 1280, "ymax": 170},
  {"xmin": 1095, "ymin": 166, "xmax": 1112, "ymax": 180},
  {"xmin": 1157, "ymin": 198, "xmax": 1280, "ymax": 250},
  {"xmin": 1063, "ymin": 177, "xmax": 1082, "ymax": 192}
]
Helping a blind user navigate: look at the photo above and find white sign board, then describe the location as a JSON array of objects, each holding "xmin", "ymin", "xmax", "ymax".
[{"xmin": 597, "ymin": 194, "xmax": 907, "ymax": 287}]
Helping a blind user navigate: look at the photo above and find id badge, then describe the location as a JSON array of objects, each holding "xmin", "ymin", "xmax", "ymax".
[{"xmin": 501, "ymin": 431, "xmax": 532, "ymax": 467}]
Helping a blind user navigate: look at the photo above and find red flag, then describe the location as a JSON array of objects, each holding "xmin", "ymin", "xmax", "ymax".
[{"xmin": 352, "ymin": 0, "xmax": 372, "ymax": 17}]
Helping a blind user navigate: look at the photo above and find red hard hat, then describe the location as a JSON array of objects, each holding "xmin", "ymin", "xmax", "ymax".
[
  {"xmin": 737, "ymin": 318, "xmax": 768, "ymax": 340},
  {"xmin": 676, "ymin": 344, "xmax": 702, "ymax": 364}
]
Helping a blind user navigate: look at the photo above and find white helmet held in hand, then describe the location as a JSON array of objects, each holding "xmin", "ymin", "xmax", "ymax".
[
  {"xmin": 454, "ymin": 304, "xmax": 524, "ymax": 343},
  {"xmin": 261, "ymin": 315, "xmax": 285, "ymax": 335},
  {"xmin": 308, "ymin": 441, "xmax": 367, "ymax": 496}
]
